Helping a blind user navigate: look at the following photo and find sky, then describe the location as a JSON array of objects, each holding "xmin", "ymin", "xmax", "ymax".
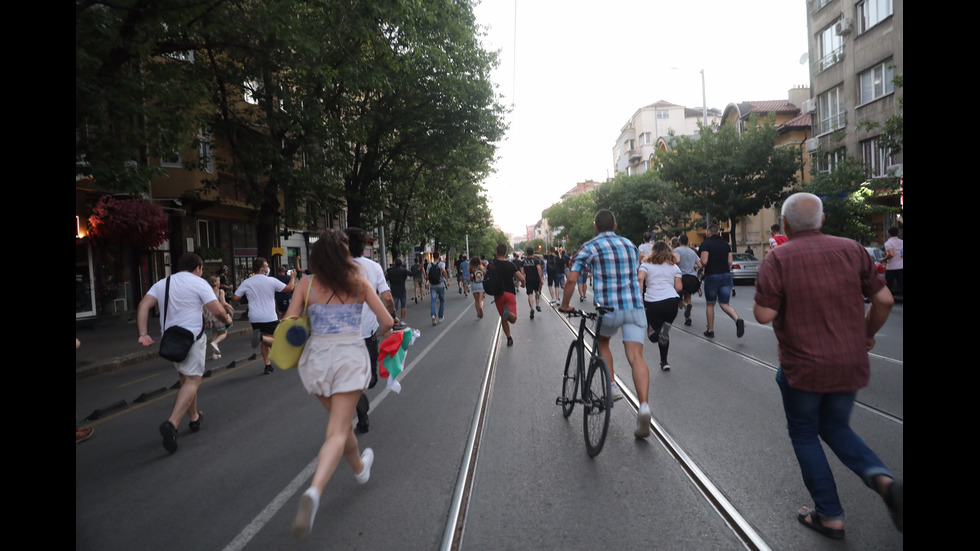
[{"xmin": 471, "ymin": 0, "xmax": 811, "ymax": 238}]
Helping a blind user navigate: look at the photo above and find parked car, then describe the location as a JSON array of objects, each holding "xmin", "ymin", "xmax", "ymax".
[{"xmin": 731, "ymin": 253, "xmax": 760, "ymax": 283}]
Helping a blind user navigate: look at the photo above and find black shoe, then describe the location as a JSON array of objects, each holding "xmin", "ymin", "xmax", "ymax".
[
  {"xmin": 684, "ymin": 318, "xmax": 692, "ymax": 326},
  {"xmin": 703, "ymin": 330, "xmax": 714, "ymax": 338},
  {"xmin": 660, "ymin": 362, "xmax": 671, "ymax": 371},
  {"xmin": 159, "ymin": 421, "xmax": 178, "ymax": 454},
  {"xmin": 368, "ymin": 372, "xmax": 378, "ymax": 389},
  {"xmin": 355, "ymin": 423, "xmax": 369, "ymax": 434},
  {"xmin": 536, "ymin": 305, "xmax": 542, "ymax": 312},
  {"xmin": 263, "ymin": 364, "xmax": 274, "ymax": 375},
  {"xmin": 188, "ymin": 411, "xmax": 204, "ymax": 433},
  {"xmin": 529, "ymin": 309, "xmax": 534, "ymax": 320},
  {"xmin": 507, "ymin": 336, "xmax": 514, "ymax": 346},
  {"xmin": 684, "ymin": 304, "xmax": 692, "ymax": 319},
  {"xmin": 736, "ymin": 318, "xmax": 745, "ymax": 338}
]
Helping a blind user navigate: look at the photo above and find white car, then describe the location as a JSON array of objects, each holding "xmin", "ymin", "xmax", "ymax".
[{"xmin": 731, "ymin": 253, "xmax": 760, "ymax": 284}]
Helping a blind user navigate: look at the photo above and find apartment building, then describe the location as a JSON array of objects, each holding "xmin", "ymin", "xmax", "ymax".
[
  {"xmin": 612, "ymin": 101, "xmax": 721, "ymax": 176},
  {"xmin": 803, "ymin": 0, "xmax": 903, "ymax": 230}
]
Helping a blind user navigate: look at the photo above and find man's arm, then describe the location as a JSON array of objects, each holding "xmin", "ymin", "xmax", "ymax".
[
  {"xmin": 559, "ymin": 270, "xmax": 580, "ymax": 311},
  {"xmin": 700, "ymin": 251, "xmax": 709, "ymax": 267},
  {"xmin": 753, "ymin": 302, "xmax": 778, "ymax": 325},
  {"xmin": 136, "ymin": 293, "xmax": 159, "ymax": 346},
  {"xmin": 281, "ymin": 268, "xmax": 297, "ymax": 293},
  {"xmin": 865, "ymin": 285, "xmax": 894, "ymax": 350}
]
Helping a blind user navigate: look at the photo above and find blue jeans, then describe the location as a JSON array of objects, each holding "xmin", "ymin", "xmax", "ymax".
[
  {"xmin": 703, "ymin": 273, "xmax": 733, "ymax": 304},
  {"xmin": 775, "ymin": 367, "xmax": 892, "ymax": 521},
  {"xmin": 430, "ymin": 284, "xmax": 446, "ymax": 318}
]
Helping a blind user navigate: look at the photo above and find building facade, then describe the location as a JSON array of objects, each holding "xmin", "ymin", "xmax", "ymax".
[
  {"xmin": 804, "ymin": 0, "xmax": 903, "ymax": 237},
  {"xmin": 612, "ymin": 101, "xmax": 721, "ymax": 176}
]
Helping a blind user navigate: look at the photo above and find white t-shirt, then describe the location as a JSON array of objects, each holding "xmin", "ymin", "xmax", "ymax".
[
  {"xmin": 353, "ymin": 257, "xmax": 390, "ymax": 338},
  {"xmin": 637, "ymin": 242, "xmax": 653, "ymax": 262},
  {"xmin": 148, "ymin": 271, "xmax": 218, "ymax": 335},
  {"xmin": 235, "ymin": 274, "xmax": 286, "ymax": 323},
  {"xmin": 639, "ymin": 261, "xmax": 682, "ymax": 303}
]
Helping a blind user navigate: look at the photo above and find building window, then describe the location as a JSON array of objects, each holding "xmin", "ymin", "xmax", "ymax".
[
  {"xmin": 640, "ymin": 160, "xmax": 650, "ymax": 172},
  {"xmin": 858, "ymin": 0, "xmax": 893, "ymax": 33},
  {"xmin": 817, "ymin": 21, "xmax": 844, "ymax": 70},
  {"xmin": 862, "ymin": 137, "xmax": 893, "ymax": 178},
  {"xmin": 640, "ymin": 132, "xmax": 652, "ymax": 145},
  {"xmin": 815, "ymin": 148, "xmax": 846, "ymax": 174},
  {"xmin": 244, "ymin": 79, "xmax": 262, "ymax": 105},
  {"xmin": 624, "ymin": 138, "xmax": 635, "ymax": 152},
  {"xmin": 159, "ymin": 122, "xmax": 181, "ymax": 167},
  {"xmin": 656, "ymin": 110, "xmax": 669, "ymax": 119},
  {"xmin": 198, "ymin": 126, "xmax": 214, "ymax": 173},
  {"xmin": 859, "ymin": 62, "xmax": 894, "ymax": 105},
  {"xmin": 817, "ymin": 86, "xmax": 845, "ymax": 134},
  {"xmin": 198, "ymin": 220, "xmax": 218, "ymax": 249}
]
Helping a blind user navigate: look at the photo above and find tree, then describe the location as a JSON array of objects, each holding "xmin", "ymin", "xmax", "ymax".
[
  {"xmin": 545, "ymin": 192, "xmax": 597, "ymax": 252},
  {"xmin": 593, "ymin": 171, "xmax": 691, "ymax": 244},
  {"xmin": 657, "ymin": 116, "xmax": 802, "ymax": 250},
  {"xmin": 803, "ymin": 153, "xmax": 897, "ymax": 243}
]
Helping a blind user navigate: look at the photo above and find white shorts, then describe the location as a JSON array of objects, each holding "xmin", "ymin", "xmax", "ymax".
[
  {"xmin": 298, "ymin": 333, "xmax": 371, "ymax": 397},
  {"xmin": 175, "ymin": 336, "xmax": 207, "ymax": 377}
]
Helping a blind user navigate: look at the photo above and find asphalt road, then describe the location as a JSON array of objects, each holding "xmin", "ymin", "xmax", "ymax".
[{"xmin": 75, "ymin": 281, "xmax": 903, "ymax": 550}]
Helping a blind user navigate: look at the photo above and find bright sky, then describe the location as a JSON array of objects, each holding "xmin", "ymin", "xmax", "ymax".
[{"xmin": 472, "ymin": 0, "xmax": 811, "ymax": 238}]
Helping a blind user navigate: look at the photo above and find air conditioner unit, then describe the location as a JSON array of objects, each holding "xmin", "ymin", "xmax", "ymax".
[
  {"xmin": 887, "ymin": 163, "xmax": 903, "ymax": 178},
  {"xmin": 805, "ymin": 138, "xmax": 820, "ymax": 153},
  {"xmin": 835, "ymin": 18, "xmax": 852, "ymax": 35},
  {"xmin": 801, "ymin": 99, "xmax": 816, "ymax": 114}
]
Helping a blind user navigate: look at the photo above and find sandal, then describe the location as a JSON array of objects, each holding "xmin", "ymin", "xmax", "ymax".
[
  {"xmin": 189, "ymin": 411, "xmax": 204, "ymax": 433},
  {"xmin": 797, "ymin": 507, "xmax": 844, "ymax": 540}
]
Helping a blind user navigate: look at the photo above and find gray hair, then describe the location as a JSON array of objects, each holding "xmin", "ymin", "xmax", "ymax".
[{"xmin": 781, "ymin": 193, "xmax": 824, "ymax": 233}]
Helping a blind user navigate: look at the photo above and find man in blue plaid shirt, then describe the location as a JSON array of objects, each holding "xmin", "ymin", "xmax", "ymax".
[{"xmin": 560, "ymin": 209, "xmax": 653, "ymax": 438}]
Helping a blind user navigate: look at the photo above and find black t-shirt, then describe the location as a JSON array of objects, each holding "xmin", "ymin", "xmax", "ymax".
[
  {"xmin": 410, "ymin": 262, "xmax": 423, "ymax": 279},
  {"xmin": 700, "ymin": 235, "xmax": 732, "ymax": 276},
  {"xmin": 522, "ymin": 257, "xmax": 541, "ymax": 281},
  {"xmin": 386, "ymin": 266, "xmax": 411, "ymax": 295},
  {"xmin": 494, "ymin": 259, "xmax": 519, "ymax": 294}
]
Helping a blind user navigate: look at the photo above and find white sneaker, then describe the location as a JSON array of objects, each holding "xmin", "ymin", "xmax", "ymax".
[
  {"xmin": 634, "ymin": 403, "xmax": 651, "ymax": 438},
  {"xmin": 432, "ymin": 316, "xmax": 437, "ymax": 326},
  {"xmin": 291, "ymin": 487, "xmax": 320, "ymax": 540},
  {"xmin": 355, "ymin": 448, "xmax": 374, "ymax": 484},
  {"xmin": 609, "ymin": 381, "xmax": 624, "ymax": 402}
]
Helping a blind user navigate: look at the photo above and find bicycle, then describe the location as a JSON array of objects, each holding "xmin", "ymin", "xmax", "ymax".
[{"xmin": 555, "ymin": 304, "xmax": 614, "ymax": 457}]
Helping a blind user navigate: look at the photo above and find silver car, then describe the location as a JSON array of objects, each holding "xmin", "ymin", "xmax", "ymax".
[{"xmin": 731, "ymin": 253, "xmax": 760, "ymax": 283}]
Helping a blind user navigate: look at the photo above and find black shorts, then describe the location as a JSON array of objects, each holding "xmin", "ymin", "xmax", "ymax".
[
  {"xmin": 681, "ymin": 274, "xmax": 701, "ymax": 295},
  {"xmin": 525, "ymin": 279, "xmax": 542, "ymax": 294},
  {"xmin": 251, "ymin": 321, "xmax": 279, "ymax": 336}
]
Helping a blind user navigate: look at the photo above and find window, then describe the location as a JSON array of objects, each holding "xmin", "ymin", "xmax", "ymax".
[
  {"xmin": 817, "ymin": 22, "xmax": 844, "ymax": 70},
  {"xmin": 159, "ymin": 123, "xmax": 181, "ymax": 167},
  {"xmin": 198, "ymin": 220, "xmax": 218, "ymax": 249},
  {"xmin": 817, "ymin": 86, "xmax": 845, "ymax": 134},
  {"xmin": 244, "ymin": 79, "xmax": 262, "ymax": 105},
  {"xmin": 640, "ymin": 160, "xmax": 650, "ymax": 172},
  {"xmin": 859, "ymin": 62, "xmax": 894, "ymax": 104},
  {"xmin": 858, "ymin": 0, "xmax": 893, "ymax": 32},
  {"xmin": 656, "ymin": 110, "xmax": 669, "ymax": 119},
  {"xmin": 862, "ymin": 137, "xmax": 893, "ymax": 178},
  {"xmin": 815, "ymin": 148, "xmax": 846, "ymax": 174},
  {"xmin": 198, "ymin": 126, "xmax": 213, "ymax": 173},
  {"xmin": 624, "ymin": 138, "xmax": 635, "ymax": 152},
  {"xmin": 640, "ymin": 132, "xmax": 653, "ymax": 145}
]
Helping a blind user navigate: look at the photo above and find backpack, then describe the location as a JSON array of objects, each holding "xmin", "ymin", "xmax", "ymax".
[
  {"xmin": 428, "ymin": 262, "xmax": 443, "ymax": 285},
  {"xmin": 483, "ymin": 261, "xmax": 503, "ymax": 296}
]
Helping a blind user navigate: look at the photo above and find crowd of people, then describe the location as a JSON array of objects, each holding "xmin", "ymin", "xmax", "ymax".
[{"xmin": 116, "ymin": 196, "xmax": 901, "ymax": 542}]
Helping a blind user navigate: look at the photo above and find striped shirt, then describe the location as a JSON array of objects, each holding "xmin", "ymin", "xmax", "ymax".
[{"xmin": 571, "ymin": 231, "xmax": 643, "ymax": 310}]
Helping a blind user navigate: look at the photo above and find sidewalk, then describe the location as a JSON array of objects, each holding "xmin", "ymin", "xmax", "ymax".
[{"xmin": 75, "ymin": 308, "xmax": 251, "ymax": 380}]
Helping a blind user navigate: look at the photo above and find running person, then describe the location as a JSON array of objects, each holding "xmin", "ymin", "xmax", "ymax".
[
  {"xmin": 459, "ymin": 255, "xmax": 470, "ymax": 297},
  {"xmin": 674, "ymin": 234, "xmax": 702, "ymax": 326},
  {"xmin": 286, "ymin": 229, "xmax": 393, "ymax": 540},
  {"xmin": 469, "ymin": 254, "xmax": 486, "ymax": 319},
  {"xmin": 522, "ymin": 247, "xmax": 544, "ymax": 319},
  {"xmin": 410, "ymin": 256, "xmax": 425, "ymax": 304},
  {"xmin": 638, "ymin": 241, "xmax": 683, "ymax": 371}
]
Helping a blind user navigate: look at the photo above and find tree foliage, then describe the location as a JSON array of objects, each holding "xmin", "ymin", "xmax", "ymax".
[
  {"xmin": 593, "ymin": 171, "xmax": 690, "ymax": 244},
  {"xmin": 656, "ymin": 116, "xmax": 802, "ymax": 248},
  {"xmin": 545, "ymin": 192, "xmax": 597, "ymax": 252}
]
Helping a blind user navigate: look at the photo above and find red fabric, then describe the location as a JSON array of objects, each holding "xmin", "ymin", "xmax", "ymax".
[{"xmin": 377, "ymin": 331, "xmax": 405, "ymax": 378}]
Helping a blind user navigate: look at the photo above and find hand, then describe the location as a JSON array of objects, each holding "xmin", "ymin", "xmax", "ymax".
[
  {"xmin": 866, "ymin": 336, "xmax": 876, "ymax": 351},
  {"xmin": 138, "ymin": 334, "xmax": 155, "ymax": 347}
]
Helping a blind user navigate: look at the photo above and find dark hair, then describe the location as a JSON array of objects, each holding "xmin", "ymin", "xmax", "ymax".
[
  {"xmin": 594, "ymin": 209, "xmax": 616, "ymax": 232},
  {"xmin": 643, "ymin": 232, "xmax": 652, "ymax": 242},
  {"xmin": 771, "ymin": 223, "xmax": 781, "ymax": 233},
  {"xmin": 887, "ymin": 226, "xmax": 899, "ymax": 237},
  {"xmin": 252, "ymin": 257, "xmax": 268, "ymax": 273},
  {"xmin": 310, "ymin": 229, "xmax": 359, "ymax": 297},
  {"xmin": 177, "ymin": 252, "xmax": 204, "ymax": 273},
  {"xmin": 708, "ymin": 224, "xmax": 720, "ymax": 235},
  {"xmin": 344, "ymin": 227, "xmax": 366, "ymax": 258},
  {"xmin": 496, "ymin": 242, "xmax": 508, "ymax": 257},
  {"xmin": 394, "ymin": 257, "xmax": 403, "ymax": 267},
  {"xmin": 679, "ymin": 234, "xmax": 689, "ymax": 245}
]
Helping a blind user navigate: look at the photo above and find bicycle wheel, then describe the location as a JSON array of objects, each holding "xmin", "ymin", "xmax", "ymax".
[
  {"xmin": 582, "ymin": 355, "xmax": 611, "ymax": 457},
  {"xmin": 561, "ymin": 341, "xmax": 581, "ymax": 418}
]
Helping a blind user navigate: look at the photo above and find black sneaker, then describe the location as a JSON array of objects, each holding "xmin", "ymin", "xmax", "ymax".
[
  {"xmin": 684, "ymin": 303, "xmax": 692, "ymax": 319},
  {"xmin": 536, "ymin": 305, "xmax": 542, "ymax": 312},
  {"xmin": 263, "ymin": 364, "xmax": 275, "ymax": 375},
  {"xmin": 188, "ymin": 411, "xmax": 204, "ymax": 433},
  {"xmin": 703, "ymin": 330, "xmax": 714, "ymax": 338},
  {"xmin": 684, "ymin": 318, "xmax": 692, "ymax": 326},
  {"xmin": 159, "ymin": 421, "xmax": 178, "ymax": 454},
  {"xmin": 660, "ymin": 362, "xmax": 671, "ymax": 371},
  {"xmin": 507, "ymin": 336, "xmax": 514, "ymax": 346},
  {"xmin": 530, "ymin": 309, "xmax": 534, "ymax": 320},
  {"xmin": 736, "ymin": 318, "xmax": 745, "ymax": 338}
]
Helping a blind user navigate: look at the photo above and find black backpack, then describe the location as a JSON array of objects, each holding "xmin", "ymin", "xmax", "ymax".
[
  {"xmin": 428, "ymin": 263, "xmax": 443, "ymax": 285},
  {"xmin": 483, "ymin": 261, "xmax": 503, "ymax": 296}
]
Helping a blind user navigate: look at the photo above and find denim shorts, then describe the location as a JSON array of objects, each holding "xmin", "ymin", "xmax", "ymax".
[
  {"xmin": 598, "ymin": 307, "xmax": 647, "ymax": 343},
  {"xmin": 703, "ymin": 273, "xmax": 733, "ymax": 304},
  {"xmin": 392, "ymin": 292, "xmax": 406, "ymax": 310}
]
